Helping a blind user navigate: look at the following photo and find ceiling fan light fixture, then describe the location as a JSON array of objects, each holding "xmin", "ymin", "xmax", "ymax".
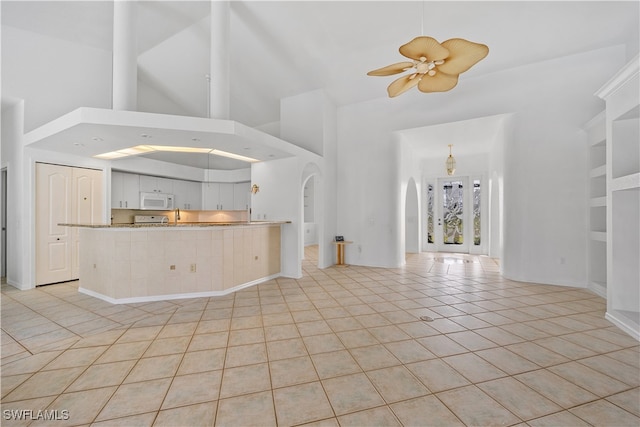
[{"xmin": 368, "ymin": 36, "xmax": 488, "ymax": 97}]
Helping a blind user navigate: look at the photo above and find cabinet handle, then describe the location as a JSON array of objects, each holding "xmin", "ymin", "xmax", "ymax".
[
  {"xmin": 120, "ymin": 201, "xmax": 122, "ymax": 208},
  {"xmin": 125, "ymin": 201, "xmax": 128, "ymax": 208}
]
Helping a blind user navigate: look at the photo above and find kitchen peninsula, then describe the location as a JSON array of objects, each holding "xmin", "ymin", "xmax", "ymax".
[{"xmin": 65, "ymin": 221, "xmax": 288, "ymax": 304}]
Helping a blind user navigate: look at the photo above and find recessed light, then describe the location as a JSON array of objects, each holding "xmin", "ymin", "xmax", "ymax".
[
  {"xmin": 140, "ymin": 133, "xmax": 152, "ymax": 138},
  {"xmin": 192, "ymin": 138, "xmax": 201, "ymax": 142},
  {"xmin": 244, "ymin": 147, "xmax": 251, "ymax": 150},
  {"xmin": 269, "ymin": 154, "xmax": 275, "ymax": 157},
  {"xmin": 73, "ymin": 142, "xmax": 85, "ymax": 147},
  {"xmin": 91, "ymin": 137, "xmax": 103, "ymax": 142}
]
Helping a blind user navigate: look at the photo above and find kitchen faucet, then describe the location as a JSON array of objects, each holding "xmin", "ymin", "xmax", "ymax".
[{"xmin": 174, "ymin": 208, "xmax": 180, "ymax": 225}]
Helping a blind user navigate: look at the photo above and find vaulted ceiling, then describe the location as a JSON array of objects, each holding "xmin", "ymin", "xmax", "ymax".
[{"xmin": 2, "ymin": 1, "xmax": 638, "ymax": 168}]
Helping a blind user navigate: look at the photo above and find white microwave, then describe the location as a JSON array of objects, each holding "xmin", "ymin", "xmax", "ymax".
[{"xmin": 140, "ymin": 192, "xmax": 174, "ymax": 210}]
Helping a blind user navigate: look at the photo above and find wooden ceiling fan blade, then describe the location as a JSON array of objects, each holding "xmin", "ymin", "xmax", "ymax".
[
  {"xmin": 438, "ymin": 38, "xmax": 489, "ymax": 75},
  {"xmin": 388, "ymin": 74, "xmax": 420, "ymax": 97},
  {"xmin": 399, "ymin": 36, "xmax": 449, "ymax": 61},
  {"xmin": 417, "ymin": 72, "xmax": 458, "ymax": 93},
  {"xmin": 367, "ymin": 61, "xmax": 415, "ymax": 76}
]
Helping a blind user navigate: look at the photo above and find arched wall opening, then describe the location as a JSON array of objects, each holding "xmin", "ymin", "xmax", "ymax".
[
  {"xmin": 300, "ymin": 162, "xmax": 324, "ymax": 269},
  {"xmin": 394, "ymin": 114, "xmax": 509, "ymax": 264}
]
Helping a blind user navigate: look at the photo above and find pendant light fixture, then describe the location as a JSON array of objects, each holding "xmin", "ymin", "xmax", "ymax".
[{"xmin": 446, "ymin": 144, "xmax": 456, "ymax": 176}]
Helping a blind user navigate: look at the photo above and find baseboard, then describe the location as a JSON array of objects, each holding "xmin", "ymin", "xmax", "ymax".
[
  {"xmin": 605, "ymin": 312, "xmax": 640, "ymax": 341},
  {"xmin": 78, "ymin": 273, "xmax": 281, "ymax": 305}
]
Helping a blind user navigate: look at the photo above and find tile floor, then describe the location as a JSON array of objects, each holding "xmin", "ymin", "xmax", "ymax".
[{"xmin": 1, "ymin": 249, "xmax": 639, "ymax": 426}]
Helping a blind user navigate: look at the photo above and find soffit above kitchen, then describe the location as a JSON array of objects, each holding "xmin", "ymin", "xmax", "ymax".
[{"xmin": 23, "ymin": 107, "xmax": 304, "ymax": 170}]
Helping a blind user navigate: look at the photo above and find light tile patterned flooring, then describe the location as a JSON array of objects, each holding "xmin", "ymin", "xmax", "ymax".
[{"xmin": 1, "ymin": 249, "xmax": 639, "ymax": 426}]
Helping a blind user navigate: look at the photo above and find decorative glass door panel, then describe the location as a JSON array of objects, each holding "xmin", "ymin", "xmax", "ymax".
[
  {"xmin": 473, "ymin": 179, "xmax": 481, "ymax": 246},
  {"xmin": 443, "ymin": 180, "xmax": 464, "ymax": 245},
  {"xmin": 426, "ymin": 184, "xmax": 434, "ymax": 244},
  {"xmin": 436, "ymin": 177, "xmax": 470, "ymax": 253}
]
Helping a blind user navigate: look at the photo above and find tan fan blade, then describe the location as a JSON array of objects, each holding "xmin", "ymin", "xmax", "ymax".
[
  {"xmin": 438, "ymin": 38, "xmax": 489, "ymax": 75},
  {"xmin": 417, "ymin": 72, "xmax": 458, "ymax": 93},
  {"xmin": 399, "ymin": 36, "xmax": 449, "ymax": 61},
  {"xmin": 388, "ymin": 74, "xmax": 421, "ymax": 97},
  {"xmin": 367, "ymin": 61, "xmax": 415, "ymax": 76}
]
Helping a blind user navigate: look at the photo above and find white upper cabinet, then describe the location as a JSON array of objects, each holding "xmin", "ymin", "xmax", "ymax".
[
  {"xmin": 111, "ymin": 171, "xmax": 140, "ymax": 209},
  {"xmin": 174, "ymin": 180, "xmax": 202, "ymax": 210},
  {"xmin": 139, "ymin": 175, "xmax": 174, "ymax": 194},
  {"xmin": 219, "ymin": 183, "xmax": 234, "ymax": 210},
  {"xmin": 233, "ymin": 182, "xmax": 251, "ymax": 210},
  {"xmin": 202, "ymin": 182, "xmax": 221, "ymax": 210},
  {"xmin": 202, "ymin": 182, "xmax": 238, "ymax": 210}
]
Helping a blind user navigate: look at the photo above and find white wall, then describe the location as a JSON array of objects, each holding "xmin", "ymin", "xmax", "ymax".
[
  {"xmin": 2, "ymin": 26, "xmax": 112, "ymax": 133},
  {"xmin": 1, "ymin": 98, "xmax": 113, "ymax": 290},
  {"xmin": 280, "ymin": 89, "xmax": 337, "ymax": 269},
  {"xmin": 281, "ymin": 90, "xmax": 326, "ymax": 156},
  {"xmin": 338, "ymin": 45, "xmax": 627, "ymax": 288},
  {"xmin": 251, "ymin": 157, "xmax": 305, "ymax": 278},
  {"xmin": 1, "ymin": 101, "xmax": 27, "ymax": 288}
]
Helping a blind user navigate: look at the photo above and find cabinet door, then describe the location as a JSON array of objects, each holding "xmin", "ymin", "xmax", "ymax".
[
  {"xmin": 173, "ymin": 180, "xmax": 187, "ymax": 209},
  {"xmin": 219, "ymin": 183, "xmax": 234, "ymax": 210},
  {"xmin": 186, "ymin": 181, "xmax": 202, "ymax": 210},
  {"xmin": 202, "ymin": 183, "xmax": 221, "ymax": 210},
  {"xmin": 138, "ymin": 175, "xmax": 157, "ymax": 193},
  {"xmin": 173, "ymin": 180, "xmax": 201, "ymax": 210},
  {"xmin": 112, "ymin": 172, "xmax": 139, "ymax": 209},
  {"xmin": 156, "ymin": 177, "xmax": 174, "ymax": 194},
  {"xmin": 233, "ymin": 182, "xmax": 250, "ymax": 210},
  {"xmin": 122, "ymin": 173, "xmax": 140, "ymax": 209},
  {"xmin": 139, "ymin": 175, "xmax": 174, "ymax": 194},
  {"xmin": 111, "ymin": 171, "xmax": 124, "ymax": 208}
]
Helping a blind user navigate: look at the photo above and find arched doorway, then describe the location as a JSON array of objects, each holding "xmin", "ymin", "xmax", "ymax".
[{"xmin": 300, "ymin": 163, "xmax": 323, "ymax": 268}]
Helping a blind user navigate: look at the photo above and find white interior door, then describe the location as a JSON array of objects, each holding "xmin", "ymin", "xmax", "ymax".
[
  {"xmin": 36, "ymin": 163, "xmax": 73, "ymax": 285},
  {"xmin": 436, "ymin": 177, "xmax": 470, "ymax": 253}
]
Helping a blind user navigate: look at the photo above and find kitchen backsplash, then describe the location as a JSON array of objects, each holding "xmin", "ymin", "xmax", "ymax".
[{"xmin": 111, "ymin": 209, "xmax": 249, "ymax": 224}]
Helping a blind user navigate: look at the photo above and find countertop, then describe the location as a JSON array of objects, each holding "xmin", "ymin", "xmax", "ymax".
[{"xmin": 60, "ymin": 221, "xmax": 290, "ymax": 228}]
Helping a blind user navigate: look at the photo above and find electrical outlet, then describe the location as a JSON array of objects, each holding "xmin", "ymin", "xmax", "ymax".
[
  {"xmin": 190, "ymin": 264, "xmax": 197, "ymax": 272},
  {"xmin": 170, "ymin": 265, "xmax": 176, "ymax": 270}
]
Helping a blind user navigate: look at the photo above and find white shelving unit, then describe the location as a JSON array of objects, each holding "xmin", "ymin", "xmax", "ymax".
[
  {"xmin": 584, "ymin": 111, "xmax": 607, "ymax": 298},
  {"xmin": 595, "ymin": 55, "xmax": 640, "ymax": 340}
]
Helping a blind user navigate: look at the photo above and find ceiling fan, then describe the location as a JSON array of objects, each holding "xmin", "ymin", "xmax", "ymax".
[{"xmin": 367, "ymin": 36, "xmax": 489, "ymax": 97}]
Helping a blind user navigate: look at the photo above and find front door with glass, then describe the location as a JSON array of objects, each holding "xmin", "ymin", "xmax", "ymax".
[
  {"xmin": 425, "ymin": 176, "xmax": 484, "ymax": 254},
  {"xmin": 437, "ymin": 178, "xmax": 468, "ymax": 252}
]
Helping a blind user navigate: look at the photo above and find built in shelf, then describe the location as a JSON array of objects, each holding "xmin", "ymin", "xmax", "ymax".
[
  {"xmin": 611, "ymin": 172, "xmax": 640, "ymax": 192},
  {"xmin": 589, "ymin": 196, "xmax": 606, "ymax": 207},
  {"xmin": 590, "ymin": 231, "xmax": 607, "ymax": 242},
  {"xmin": 590, "ymin": 165, "xmax": 606, "ymax": 178}
]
